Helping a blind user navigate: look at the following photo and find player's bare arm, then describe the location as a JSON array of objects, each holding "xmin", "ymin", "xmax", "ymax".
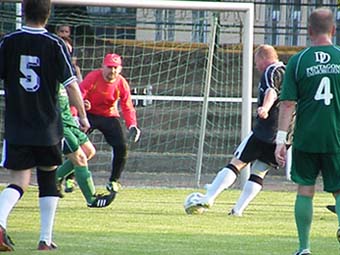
[
  {"xmin": 275, "ymin": 100, "xmax": 295, "ymax": 167},
  {"xmin": 257, "ymin": 88, "xmax": 277, "ymax": 119}
]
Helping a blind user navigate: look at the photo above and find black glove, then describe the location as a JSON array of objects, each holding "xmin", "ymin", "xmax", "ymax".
[{"xmin": 128, "ymin": 126, "xmax": 141, "ymax": 143}]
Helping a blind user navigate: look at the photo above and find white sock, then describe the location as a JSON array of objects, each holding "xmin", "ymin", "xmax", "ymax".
[
  {"xmin": 39, "ymin": 196, "xmax": 59, "ymax": 244},
  {"xmin": 205, "ymin": 167, "xmax": 237, "ymax": 202},
  {"xmin": 232, "ymin": 180, "xmax": 262, "ymax": 215},
  {"xmin": 0, "ymin": 187, "xmax": 21, "ymax": 229}
]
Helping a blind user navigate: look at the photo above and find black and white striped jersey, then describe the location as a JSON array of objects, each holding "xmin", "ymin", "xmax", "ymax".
[{"xmin": 252, "ymin": 61, "xmax": 286, "ymax": 144}]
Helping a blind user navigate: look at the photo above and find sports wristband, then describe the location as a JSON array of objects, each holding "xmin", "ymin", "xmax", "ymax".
[{"xmin": 275, "ymin": 130, "xmax": 287, "ymax": 144}]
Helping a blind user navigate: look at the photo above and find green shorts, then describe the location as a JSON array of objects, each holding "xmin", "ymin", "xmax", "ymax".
[
  {"xmin": 291, "ymin": 147, "xmax": 340, "ymax": 193},
  {"xmin": 63, "ymin": 125, "xmax": 89, "ymax": 155}
]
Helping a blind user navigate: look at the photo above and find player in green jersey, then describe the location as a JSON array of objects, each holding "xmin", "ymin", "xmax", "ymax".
[
  {"xmin": 57, "ymin": 84, "xmax": 115, "ymax": 208},
  {"xmin": 275, "ymin": 8, "xmax": 340, "ymax": 255}
]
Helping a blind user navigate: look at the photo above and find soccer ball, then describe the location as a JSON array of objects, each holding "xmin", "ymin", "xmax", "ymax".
[{"xmin": 183, "ymin": 192, "xmax": 206, "ymax": 215}]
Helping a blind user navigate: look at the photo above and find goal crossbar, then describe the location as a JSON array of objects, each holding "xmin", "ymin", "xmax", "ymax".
[{"xmin": 50, "ymin": 0, "xmax": 253, "ymax": 12}]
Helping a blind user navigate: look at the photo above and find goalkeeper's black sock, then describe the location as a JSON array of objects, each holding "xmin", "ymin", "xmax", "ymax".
[{"xmin": 110, "ymin": 146, "xmax": 127, "ymax": 181}]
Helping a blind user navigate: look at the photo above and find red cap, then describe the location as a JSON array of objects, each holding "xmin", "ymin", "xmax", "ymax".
[{"xmin": 103, "ymin": 53, "xmax": 122, "ymax": 67}]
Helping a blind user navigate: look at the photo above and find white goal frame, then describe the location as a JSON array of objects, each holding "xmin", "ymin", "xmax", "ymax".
[
  {"xmin": 8, "ymin": 0, "xmax": 254, "ymax": 187},
  {"xmin": 55, "ymin": 0, "xmax": 254, "ymax": 187}
]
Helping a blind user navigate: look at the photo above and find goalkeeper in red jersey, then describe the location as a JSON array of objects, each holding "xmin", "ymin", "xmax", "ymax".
[{"xmin": 80, "ymin": 53, "xmax": 141, "ymax": 197}]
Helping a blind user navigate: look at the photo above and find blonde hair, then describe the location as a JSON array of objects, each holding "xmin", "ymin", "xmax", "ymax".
[{"xmin": 254, "ymin": 44, "xmax": 278, "ymax": 61}]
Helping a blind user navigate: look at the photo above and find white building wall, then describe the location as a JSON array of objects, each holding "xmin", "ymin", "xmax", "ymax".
[{"xmin": 134, "ymin": 0, "xmax": 338, "ymax": 46}]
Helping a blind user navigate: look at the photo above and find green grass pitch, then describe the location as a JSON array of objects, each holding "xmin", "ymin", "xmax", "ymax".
[{"xmin": 0, "ymin": 185, "xmax": 338, "ymax": 254}]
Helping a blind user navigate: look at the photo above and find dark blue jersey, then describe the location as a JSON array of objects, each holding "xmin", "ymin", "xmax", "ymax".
[
  {"xmin": 0, "ymin": 26, "xmax": 77, "ymax": 146},
  {"xmin": 252, "ymin": 61, "xmax": 285, "ymax": 143}
]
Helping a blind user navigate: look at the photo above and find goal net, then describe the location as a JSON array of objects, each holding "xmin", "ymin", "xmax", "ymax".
[{"xmin": 0, "ymin": 0, "xmax": 254, "ymax": 187}]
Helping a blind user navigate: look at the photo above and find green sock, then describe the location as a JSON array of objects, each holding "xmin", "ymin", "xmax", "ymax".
[
  {"xmin": 74, "ymin": 165, "xmax": 96, "ymax": 204},
  {"xmin": 295, "ymin": 194, "xmax": 313, "ymax": 251},
  {"xmin": 57, "ymin": 159, "xmax": 74, "ymax": 180},
  {"xmin": 335, "ymin": 194, "xmax": 340, "ymax": 226}
]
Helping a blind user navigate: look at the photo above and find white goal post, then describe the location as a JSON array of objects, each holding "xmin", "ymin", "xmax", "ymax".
[{"xmin": 3, "ymin": 0, "xmax": 254, "ymax": 188}]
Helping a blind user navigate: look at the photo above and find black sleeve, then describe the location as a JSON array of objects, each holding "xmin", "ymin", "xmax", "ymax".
[
  {"xmin": 55, "ymin": 36, "xmax": 76, "ymax": 85},
  {"xmin": 271, "ymin": 65, "xmax": 286, "ymax": 96}
]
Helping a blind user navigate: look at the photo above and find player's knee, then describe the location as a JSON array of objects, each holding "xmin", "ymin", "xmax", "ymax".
[
  {"xmin": 87, "ymin": 146, "xmax": 96, "ymax": 160},
  {"xmin": 77, "ymin": 153, "xmax": 88, "ymax": 166},
  {"xmin": 250, "ymin": 160, "xmax": 269, "ymax": 179},
  {"xmin": 68, "ymin": 149, "xmax": 88, "ymax": 167},
  {"xmin": 36, "ymin": 168, "xmax": 59, "ymax": 197},
  {"xmin": 81, "ymin": 141, "xmax": 96, "ymax": 160},
  {"xmin": 8, "ymin": 174, "xmax": 30, "ymax": 192}
]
